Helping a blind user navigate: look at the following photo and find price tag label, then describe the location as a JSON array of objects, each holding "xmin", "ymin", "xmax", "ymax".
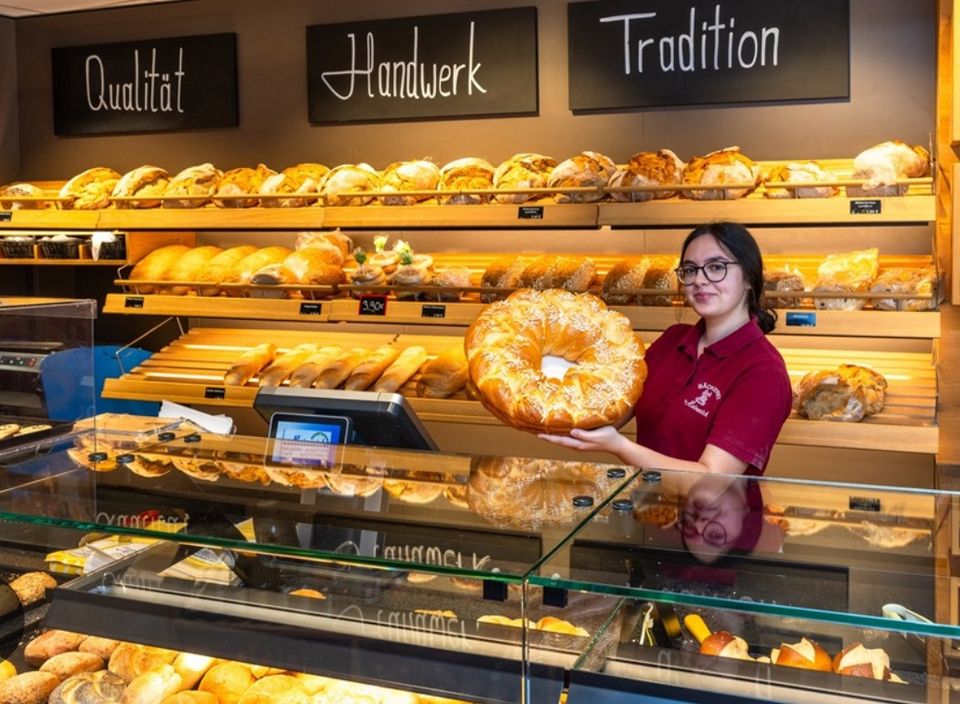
[
  {"xmin": 204, "ymin": 387, "xmax": 226, "ymax": 400},
  {"xmin": 421, "ymin": 304, "xmax": 446, "ymax": 319},
  {"xmin": 299, "ymin": 302, "xmax": 323, "ymax": 316},
  {"xmin": 0, "ymin": 212, "xmax": 11, "ymax": 222},
  {"xmin": 849, "ymin": 496, "xmax": 881, "ymax": 512},
  {"xmin": 358, "ymin": 294, "xmax": 388, "ymax": 316},
  {"xmin": 124, "ymin": 296, "xmax": 145, "ymax": 309},
  {"xmin": 850, "ymin": 199, "xmax": 882, "ymax": 215},
  {"xmin": 785, "ymin": 312, "xmax": 816, "ymax": 327},
  {"xmin": 518, "ymin": 205, "xmax": 544, "ymax": 220}
]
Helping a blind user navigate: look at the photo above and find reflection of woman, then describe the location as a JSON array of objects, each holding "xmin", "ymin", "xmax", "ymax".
[{"xmin": 540, "ymin": 222, "xmax": 792, "ymax": 476}]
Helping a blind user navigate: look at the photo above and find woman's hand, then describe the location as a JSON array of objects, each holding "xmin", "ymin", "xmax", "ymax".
[{"xmin": 538, "ymin": 426, "xmax": 629, "ymax": 456}]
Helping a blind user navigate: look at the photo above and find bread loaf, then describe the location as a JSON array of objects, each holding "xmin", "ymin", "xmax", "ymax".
[
  {"xmin": 416, "ymin": 348, "xmax": 469, "ymax": 398},
  {"xmin": 795, "ymin": 364, "xmax": 887, "ymax": 422},
  {"xmin": 344, "ymin": 345, "xmax": 401, "ymax": 390},
  {"xmin": 129, "ymin": 245, "xmax": 191, "ymax": 294},
  {"xmin": 0, "ymin": 671, "xmax": 60, "ymax": 704},
  {"xmin": 764, "ymin": 161, "xmax": 838, "ymax": 199},
  {"xmin": 112, "ymin": 166, "xmax": 170, "ymax": 208},
  {"xmin": 601, "ymin": 257, "xmax": 651, "ymax": 305},
  {"xmin": 813, "ymin": 248, "xmax": 879, "ymax": 311},
  {"xmin": 251, "ymin": 248, "xmax": 343, "ymax": 292},
  {"xmin": 481, "ymin": 256, "xmax": 526, "ymax": 303},
  {"xmin": 214, "ymin": 164, "xmax": 276, "ymax": 208},
  {"xmin": 763, "ymin": 268, "xmax": 807, "ymax": 308},
  {"xmin": 682, "ymin": 147, "xmax": 761, "ymax": 200},
  {"xmin": 438, "ymin": 157, "xmax": 496, "ymax": 205},
  {"xmin": 609, "ymin": 150, "xmax": 684, "ymax": 202},
  {"xmin": 223, "ymin": 343, "xmax": 277, "ymax": 386},
  {"xmin": 235, "ymin": 675, "xmax": 308, "ymax": 704},
  {"xmin": 287, "ymin": 346, "xmax": 344, "ymax": 388},
  {"xmin": 9, "ymin": 571, "xmax": 56, "ymax": 606},
  {"xmin": 121, "ymin": 664, "xmax": 181, "ymax": 704},
  {"xmin": 24, "ymin": 630, "xmax": 87, "ymax": 666},
  {"xmin": 548, "ymin": 151, "xmax": 616, "ymax": 203},
  {"xmin": 220, "ymin": 247, "xmax": 292, "ymax": 296},
  {"xmin": 258, "ymin": 344, "xmax": 319, "ymax": 388},
  {"xmin": 419, "ymin": 267, "xmax": 472, "ymax": 302},
  {"xmin": 847, "ymin": 140, "xmax": 930, "ymax": 197},
  {"xmin": 59, "ymin": 167, "xmax": 121, "ymax": 210},
  {"xmin": 78, "ymin": 636, "xmax": 122, "ymax": 660},
  {"xmin": 379, "ymin": 159, "xmax": 441, "ymax": 205},
  {"xmin": 259, "ymin": 163, "xmax": 328, "ymax": 207},
  {"xmin": 39, "ymin": 652, "xmax": 103, "ymax": 680},
  {"xmin": 161, "ymin": 693, "xmax": 218, "ymax": 704},
  {"xmin": 198, "ymin": 662, "xmax": 256, "ymax": 704},
  {"xmin": 164, "ymin": 163, "xmax": 222, "ymax": 208},
  {"xmin": 318, "ymin": 163, "xmax": 380, "ymax": 206},
  {"xmin": 109, "ymin": 643, "xmax": 178, "ymax": 683},
  {"xmin": 300, "ymin": 264, "xmax": 345, "ymax": 299},
  {"xmin": 870, "ymin": 267, "xmax": 937, "ymax": 311},
  {"xmin": 518, "ymin": 255, "xmax": 596, "ymax": 292},
  {"xmin": 0, "ymin": 183, "xmax": 54, "ymax": 210},
  {"xmin": 373, "ymin": 346, "xmax": 428, "ymax": 392},
  {"xmin": 161, "ymin": 246, "xmax": 224, "ymax": 295},
  {"xmin": 639, "ymin": 256, "xmax": 679, "ymax": 306},
  {"xmin": 49, "ymin": 670, "xmax": 126, "ymax": 704},
  {"xmin": 493, "ymin": 153, "xmax": 556, "ymax": 204},
  {"xmin": 194, "ymin": 246, "xmax": 259, "ymax": 296},
  {"xmin": 313, "ymin": 347, "xmax": 369, "ymax": 389},
  {"xmin": 172, "ymin": 653, "xmax": 217, "ymax": 691},
  {"xmin": 295, "ymin": 231, "xmax": 353, "ymax": 260}
]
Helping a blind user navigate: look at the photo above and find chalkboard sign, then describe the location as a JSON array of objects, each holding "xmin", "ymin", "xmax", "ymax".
[
  {"xmin": 52, "ymin": 33, "xmax": 238, "ymax": 135},
  {"xmin": 306, "ymin": 8, "xmax": 538, "ymax": 124},
  {"xmin": 568, "ymin": 0, "xmax": 849, "ymax": 111}
]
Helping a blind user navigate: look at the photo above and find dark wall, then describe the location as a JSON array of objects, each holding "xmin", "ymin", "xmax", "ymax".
[
  {"xmin": 0, "ymin": 16, "xmax": 18, "ymax": 183},
  {"xmin": 12, "ymin": 0, "xmax": 935, "ymax": 179}
]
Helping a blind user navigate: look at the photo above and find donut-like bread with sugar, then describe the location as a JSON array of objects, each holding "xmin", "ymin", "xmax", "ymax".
[{"xmin": 465, "ymin": 289, "xmax": 646, "ymax": 433}]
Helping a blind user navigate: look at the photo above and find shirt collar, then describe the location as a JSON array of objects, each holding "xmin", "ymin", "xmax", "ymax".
[{"xmin": 677, "ymin": 318, "xmax": 763, "ymax": 360}]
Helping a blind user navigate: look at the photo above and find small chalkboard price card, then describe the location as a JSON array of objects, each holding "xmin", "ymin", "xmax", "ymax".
[
  {"xmin": 306, "ymin": 8, "xmax": 539, "ymax": 124},
  {"xmin": 52, "ymin": 33, "xmax": 238, "ymax": 136},
  {"xmin": 568, "ymin": 0, "xmax": 849, "ymax": 111}
]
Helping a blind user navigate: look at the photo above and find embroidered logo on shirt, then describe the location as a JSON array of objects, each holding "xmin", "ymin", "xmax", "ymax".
[{"xmin": 684, "ymin": 382, "xmax": 721, "ymax": 418}]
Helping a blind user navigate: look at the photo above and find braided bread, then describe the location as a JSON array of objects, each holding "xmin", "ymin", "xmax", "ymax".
[{"xmin": 465, "ymin": 289, "xmax": 646, "ymax": 433}]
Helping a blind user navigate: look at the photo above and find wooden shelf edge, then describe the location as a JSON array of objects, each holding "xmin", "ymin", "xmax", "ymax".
[
  {"xmin": 0, "ymin": 259, "xmax": 126, "ymax": 266},
  {"xmin": 103, "ymin": 293, "xmax": 331, "ymax": 321}
]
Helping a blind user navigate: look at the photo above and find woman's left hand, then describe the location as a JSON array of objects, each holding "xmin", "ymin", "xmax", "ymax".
[{"xmin": 538, "ymin": 426, "xmax": 628, "ymax": 455}]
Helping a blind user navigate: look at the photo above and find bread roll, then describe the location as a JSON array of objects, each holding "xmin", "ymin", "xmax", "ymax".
[
  {"xmin": 9, "ymin": 572, "xmax": 56, "ymax": 606},
  {"xmin": 609, "ymin": 150, "xmax": 685, "ymax": 202},
  {"xmin": 373, "ymin": 346, "xmax": 428, "ymax": 392},
  {"xmin": 259, "ymin": 163, "xmax": 328, "ymax": 207},
  {"xmin": 481, "ymin": 256, "xmax": 526, "ymax": 303},
  {"xmin": 295, "ymin": 231, "xmax": 353, "ymax": 260},
  {"xmin": 318, "ymin": 163, "xmax": 380, "ymax": 206},
  {"xmin": 214, "ymin": 164, "xmax": 276, "ymax": 208},
  {"xmin": 416, "ymin": 348, "xmax": 468, "ymax": 398},
  {"xmin": 699, "ymin": 631, "xmax": 753, "ymax": 661},
  {"xmin": 161, "ymin": 693, "xmax": 218, "ymax": 704},
  {"xmin": 344, "ymin": 345, "xmax": 401, "ymax": 391},
  {"xmin": 223, "ymin": 343, "xmax": 277, "ymax": 386},
  {"xmin": 112, "ymin": 166, "xmax": 170, "ymax": 208},
  {"xmin": 287, "ymin": 346, "xmax": 344, "ymax": 388},
  {"xmin": 682, "ymin": 147, "xmax": 761, "ymax": 200},
  {"xmin": 221, "ymin": 247, "xmax": 292, "ymax": 296},
  {"xmin": 241, "ymin": 665, "xmax": 285, "ymax": 679},
  {"xmin": 24, "ymin": 630, "xmax": 87, "ymax": 666},
  {"xmin": 198, "ymin": 662, "xmax": 256, "ymax": 704},
  {"xmin": 235, "ymin": 675, "xmax": 308, "ymax": 704},
  {"xmin": 764, "ymin": 161, "xmax": 839, "ymax": 199},
  {"xmin": 548, "ymin": 151, "xmax": 616, "ymax": 203},
  {"xmin": 771, "ymin": 638, "xmax": 832, "ymax": 671},
  {"xmin": 379, "ymin": 159, "xmax": 441, "ymax": 205},
  {"xmin": 602, "ymin": 257, "xmax": 651, "ymax": 305},
  {"xmin": 49, "ymin": 670, "xmax": 126, "ymax": 704},
  {"xmin": 78, "ymin": 636, "xmax": 122, "ymax": 660},
  {"xmin": 129, "ymin": 245, "xmax": 191, "ymax": 294},
  {"xmin": 0, "ymin": 671, "xmax": 60, "ymax": 704},
  {"xmin": 172, "ymin": 653, "xmax": 217, "ymax": 691},
  {"xmin": 313, "ymin": 347, "xmax": 368, "ymax": 389},
  {"xmin": 251, "ymin": 248, "xmax": 343, "ymax": 292},
  {"xmin": 194, "ymin": 246, "xmax": 258, "ymax": 296},
  {"xmin": 59, "ymin": 167, "xmax": 121, "ymax": 210},
  {"xmin": 493, "ymin": 153, "xmax": 556, "ymax": 204},
  {"xmin": 258, "ymin": 344, "xmax": 319, "ymax": 388},
  {"xmin": 164, "ymin": 163, "xmax": 223, "ymax": 208},
  {"xmin": 109, "ymin": 644, "xmax": 178, "ymax": 684},
  {"xmin": 122, "ymin": 664, "xmax": 181, "ymax": 704},
  {"xmin": 161, "ymin": 246, "xmax": 224, "ymax": 295},
  {"xmin": 438, "ymin": 157, "xmax": 495, "ymax": 205},
  {"xmin": 40, "ymin": 652, "xmax": 103, "ymax": 680},
  {"xmin": 832, "ymin": 643, "xmax": 894, "ymax": 680}
]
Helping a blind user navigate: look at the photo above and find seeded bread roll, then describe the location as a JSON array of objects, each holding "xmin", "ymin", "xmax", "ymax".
[
  {"xmin": 49, "ymin": 670, "xmax": 126, "ymax": 704},
  {"xmin": 128, "ymin": 245, "xmax": 192, "ymax": 295},
  {"xmin": 24, "ymin": 630, "xmax": 87, "ymax": 666},
  {"xmin": 481, "ymin": 256, "xmax": 526, "ymax": 303},
  {"xmin": 8, "ymin": 572, "xmax": 56, "ymax": 606},
  {"xmin": 78, "ymin": 636, "xmax": 122, "ymax": 660},
  {"xmin": 40, "ymin": 652, "xmax": 103, "ymax": 680},
  {"xmin": 0, "ymin": 671, "xmax": 60, "ymax": 704}
]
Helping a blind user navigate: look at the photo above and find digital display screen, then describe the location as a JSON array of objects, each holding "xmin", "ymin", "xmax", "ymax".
[{"xmin": 268, "ymin": 414, "xmax": 350, "ymax": 468}]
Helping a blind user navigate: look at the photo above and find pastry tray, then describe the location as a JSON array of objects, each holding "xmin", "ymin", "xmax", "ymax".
[{"xmin": 0, "ymin": 415, "xmax": 73, "ymax": 453}]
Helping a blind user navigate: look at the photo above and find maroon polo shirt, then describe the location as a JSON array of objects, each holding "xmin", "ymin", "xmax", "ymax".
[{"xmin": 634, "ymin": 318, "xmax": 793, "ymax": 476}]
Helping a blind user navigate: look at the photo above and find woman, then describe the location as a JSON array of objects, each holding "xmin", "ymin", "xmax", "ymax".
[{"xmin": 540, "ymin": 221, "xmax": 792, "ymax": 476}]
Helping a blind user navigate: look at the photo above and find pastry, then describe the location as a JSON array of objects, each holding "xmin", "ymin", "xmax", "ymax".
[
  {"xmin": 128, "ymin": 245, "xmax": 191, "ymax": 295},
  {"xmin": 259, "ymin": 162, "xmax": 328, "ymax": 207},
  {"xmin": 318, "ymin": 163, "xmax": 380, "ymax": 206},
  {"xmin": 682, "ymin": 147, "xmax": 761, "ymax": 200},
  {"xmin": 160, "ymin": 246, "xmax": 224, "ymax": 295},
  {"xmin": 609, "ymin": 149, "xmax": 684, "ymax": 202},
  {"xmin": 547, "ymin": 151, "xmax": 616, "ymax": 203},
  {"xmin": 493, "ymin": 153, "xmax": 556, "ymax": 204},
  {"xmin": 8, "ymin": 571, "xmax": 55, "ymax": 606},
  {"xmin": 389, "ymin": 248, "xmax": 434, "ymax": 300},
  {"xmin": 848, "ymin": 140, "xmax": 930, "ymax": 196},
  {"xmin": 59, "ymin": 167, "xmax": 121, "ymax": 209},
  {"xmin": 438, "ymin": 157, "xmax": 495, "ymax": 204},
  {"xmin": 379, "ymin": 159, "xmax": 440, "ymax": 205},
  {"xmin": 764, "ymin": 161, "xmax": 839, "ymax": 199},
  {"xmin": 163, "ymin": 163, "xmax": 223, "ymax": 208},
  {"xmin": 348, "ymin": 249, "xmax": 387, "ymax": 298},
  {"xmin": 112, "ymin": 165, "xmax": 170, "ymax": 208},
  {"xmin": 214, "ymin": 164, "xmax": 276, "ymax": 207},
  {"xmin": 601, "ymin": 257, "xmax": 651, "ymax": 305}
]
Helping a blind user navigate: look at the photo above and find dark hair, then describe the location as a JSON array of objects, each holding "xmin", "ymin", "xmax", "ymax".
[{"xmin": 680, "ymin": 221, "xmax": 777, "ymax": 334}]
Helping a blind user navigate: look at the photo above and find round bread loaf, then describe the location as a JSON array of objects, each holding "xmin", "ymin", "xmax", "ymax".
[
  {"xmin": 465, "ymin": 289, "xmax": 646, "ymax": 433},
  {"xmin": 198, "ymin": 662, "xmax": 256, "ymax": 704},
  {"xmin": 49, "ymin": 670, "xmax": 126, "ymax": 704},
  {"xmin": 39, "ymin": 652, "xmax": 103, "ymax": 680},
  {"xmin": 24, "ymin": 630, "xmax": 87, "ymax": 667},
  {"xmin": 0, "ymin": 671, "xmax": 60, "ymax": 704}
]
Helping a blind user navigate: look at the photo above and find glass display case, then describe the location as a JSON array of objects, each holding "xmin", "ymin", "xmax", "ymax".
[{"xmin": 0, "ymin": 418, "xmax": 958, "ymax": 703}]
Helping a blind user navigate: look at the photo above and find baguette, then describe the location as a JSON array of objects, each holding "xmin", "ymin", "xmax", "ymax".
[
  {"xmin": 343, "ymin": 345, "xmax": 401, "ymax": 391},
  {"xmin": 172, "ymin": 653, "xmax": 217, "ymax": 692},
  {"xmin": 220, "ymin": 246, "xmax": 291, "ymax": 297},
  {"xmin": 24, "ymin": 630, "xmax": 87, "ymax": 666},
  {"xmin": 39, "ymin": 651, "xmax": 103, "ymax": 680},
  {"xmin": 416, "ymin": 348, "xmax": 469, "ymax": 398},
  {"xmin": 0, "ymin": 671, "xmax": 59, "ymax": 704},
  {"xmin": 287, "ymin": 346, "xmax": 344, "ymax": 388},
  {"xmin": 313, "ymin": 347, "xmax": 369, "ymax": 389},
  {"xmin": 8, "ymin": 572, "xmax": 56, "ymax": 606},
  {"xmin": 121, "ymin": 664, "xmax": 181, "ymax": 704},
  {"xmin": 129, "ymin": 245, "xmax": 191, "ymax": 294},
  {"xmin": 194, "ymin": 246, "xmax": 258, "ymax": 296},
  {"xmin": 257, "ymin": 344, "xmax": 319, "ymax": 388},
  {"xmin": 223, "ymin": 343, "xmax": 277, "ymax": 386},
  {"xmin": 373, "ymin": 346, "xmax": 428, "ymax": 392},
  {"xmin": 161, "ymin": 246, "xmax": 224, "ymax": 295}
]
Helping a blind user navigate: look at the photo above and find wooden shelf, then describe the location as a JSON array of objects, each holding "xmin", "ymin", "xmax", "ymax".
[
  {"xmin": 0, "ymin": 211, "xmax": 99, "ymax": 229},
  {"xmin": 322, "ymin": 203, "xmax": 599, "ymax": 228},
  {"xmin": 96, "ymin": 208, "xmax": 325, "ymax": 230},
  {"xmin": 99, "ymin": 327, "xmax": 939, "ymax": 454},
  {"xmin": 0, "ymin": 259, "xmax": 126, "ymax": 266},
  {"xmin": 103, "ymin": 293, "xmax": 332, "ymax": 321}
]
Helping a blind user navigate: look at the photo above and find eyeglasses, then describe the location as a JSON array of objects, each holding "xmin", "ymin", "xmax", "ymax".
[
  {"xmin": 677, "ymin": 510, "xmax": 729, "ymax": 547},
  {"xmin": 675, "ymin": 260, "xmax": 740, "ymax": 286}
]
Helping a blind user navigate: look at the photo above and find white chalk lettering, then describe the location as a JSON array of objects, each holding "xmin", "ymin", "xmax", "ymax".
[{"xmin": 84, "ymin": 47, "xmax": 186, "ymax": 114}]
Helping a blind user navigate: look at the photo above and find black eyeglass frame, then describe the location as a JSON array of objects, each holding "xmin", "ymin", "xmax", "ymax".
[
  {"xmin": 676, "ymin": 510, "xmax": 729, "ymax": 547},
  {"xmin": 675, "ymin": 260, "xmax": 740, "ymax": 286}
]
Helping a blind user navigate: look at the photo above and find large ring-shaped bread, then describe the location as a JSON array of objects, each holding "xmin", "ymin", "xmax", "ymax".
[{"xmin": 464, "ymin": 289, "xmax": 646, "ymax": 433}]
